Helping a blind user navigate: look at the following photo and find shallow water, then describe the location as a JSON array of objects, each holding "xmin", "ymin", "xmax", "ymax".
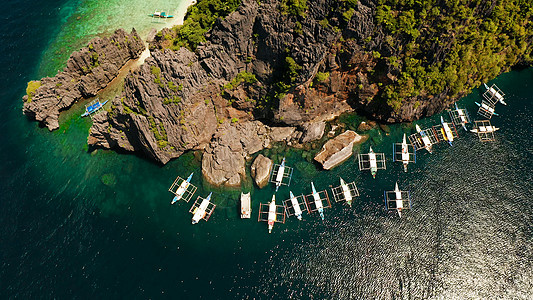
[{"xmin": 0, "ymin": 0, "xmax": 532, "ymax": 298}]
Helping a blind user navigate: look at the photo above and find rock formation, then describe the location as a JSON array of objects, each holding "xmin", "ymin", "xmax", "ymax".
[
  {"xmin": 24, "ymin": 0, "xmax": 533, "ymax": 187},
  {"xmin": 250, "ymin": 154, "xmax": 273, "ymax": 188},
  {"xmin": 23, "ymin": 29, "xmax": 144, "ymax": 130},
  {"xmin": 314, "ymin": 130, "xmax": 368, "ymax": 170}
]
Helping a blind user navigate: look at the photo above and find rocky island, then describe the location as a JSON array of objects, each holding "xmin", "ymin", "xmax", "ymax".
[{"xmin": 23, "ymin": 0, "xmax": 533, "ymax": 187}]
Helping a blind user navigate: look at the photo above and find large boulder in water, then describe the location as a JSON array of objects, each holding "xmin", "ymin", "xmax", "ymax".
[
  {"xmin": 300, "ymin": 121, "xmax": 326, "ymax": 143},
  {"xmin": 314, "ymin": 130, "xmax": 368, "ymax": 170},
  {"xmin": 250, "ymin": 154, "xmax": 272, "ymax": 188}
]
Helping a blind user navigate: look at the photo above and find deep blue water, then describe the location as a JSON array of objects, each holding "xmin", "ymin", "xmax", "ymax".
[{"xmin": 0, "ymin": 0, "xmax": 532, "ymax": 298}]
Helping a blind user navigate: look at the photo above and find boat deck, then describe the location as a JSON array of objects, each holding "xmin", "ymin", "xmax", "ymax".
[
  {"xmin": 408, "ymin": 128, "xmax": 439, "ymax": 151},
  {"xmin": 331, "ymin": 181, "xmax": 359, "ymax": 204},
  {"xmin": 283, "ymin": 194, "xmax": 308, "ymax": 218},
  {"xmin": 189, "ymin": 195, "xmax": 216, "ymax": 222},
  {"xmin": 168, "ymin": 176, "xmax": 197, "ymax": 203}
]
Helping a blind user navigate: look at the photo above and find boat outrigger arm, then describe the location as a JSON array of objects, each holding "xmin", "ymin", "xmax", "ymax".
[{"xmin": 484, "ymin": 83, "xmax": 506, "ymax": 105}]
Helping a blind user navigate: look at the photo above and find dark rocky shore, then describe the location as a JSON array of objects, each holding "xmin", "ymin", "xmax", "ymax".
[{"xmin": 23, "ymin": 0, "xmax": 533, "ymax": 187}]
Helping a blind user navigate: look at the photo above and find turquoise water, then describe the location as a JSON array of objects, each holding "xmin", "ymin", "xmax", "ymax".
[{"xmin": 1, "ymin": 0, "xmax": 532, "ymax": 298}]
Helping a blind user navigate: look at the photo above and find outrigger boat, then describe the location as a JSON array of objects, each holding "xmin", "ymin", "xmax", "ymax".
[
  {"xmin": 475, "ymin": 101, "xmax": 499, "ymax": 118},
  {"xmin": 190, "ymin": 192, "xmax": 216, "ymax": 224},
  {"xmin": 470, "ymin": 120, "xmax": 499, "ymax": 142},
  {"xmin": 416, "ymin": 124, "xmax": 434, "ymax": 153},
  {"xmin": 484, "ymin": 83, "xmax": 506, "ymax": 105},
  {"xmin": 449, "ymin": 103, "xmax": 471, "ymax": 131},
  {"xmin": 393, "ymin": 134, "xmax": 416, "ymax": 172},
  {"xmin": 149, "ymin": 10, "xmax": 174, "ymax": 18},
  {"xmin": 258, "ymin": 195, "xmax": 286, "ymax": 233},
  {"xmin": 169, "ymin": 173, "xmax": 197, "ymax": 204},
  {"xmin": 358, "ymin": 147, "xmax": 386, "ymax": 178},
  {"xmin": 331, "ymin": 178, "xmax": 359, "ymax": 206},
  {"xmin": 171, "ymin": 173, "xmax": 193, "ymax": 204},
  {"xmin": 240, "ymin": 192, "xmax": 251, "ymax": 219},
  {"xmin": 275, "ymin": 158, "xmax": 285, "ymax": 192},
  {"xmin": 311, "ymin": 182, "xmax": 325, "ymax": 220},
  {"xmin": 340, "ymin": 178, "xmax": 353, "ymax": 206},
  {"xmin": 81, "ymin": 98, "xmax": 108, "ymax": 117},
  {"xmin": 267, "ymin": 196, "xmax": 276, "ymax": 233},
  {"xmin": 440, "ymin": 116, "xmax": 455, "ymax": 146},
  {"xmin": 384, "ymin": 182, "xmax": 412, "ymax": 218},
  {"xmin": 269, "ymin": 157, "xmax": 293, "ymax": 191},
  {"xmin": 289, "ymin": 191, "xmax": 303, "ymax": 220}
]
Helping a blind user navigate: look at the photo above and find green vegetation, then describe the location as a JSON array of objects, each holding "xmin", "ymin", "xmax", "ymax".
[
  {"xmin": 373, "ymin": 0, "xmax": 533, "ymax": 111},
  {"xmin": 315, "ymin": 72, "xmax": 330, "ymax": 83},
  {"xmin": 222, "ymin": 71, "xmax": 258, "ymax": 91},
  {"xmin": 163, "ymin": 96, "xmax": 182, "ymax": 105},
  {"xmin": 280, "ymin": 0, "xmax": 308, "ymax": 17},
  {"xmin": 148, "ymin": 116, "xmax": 168, "ymax": 148},
  {"xmin": 231, "ymin": 117, "xmax": 239, "ymax": 123},
  {"xmin": 25, "ymin": 81, "xmax": 41, "ymax": 102},
  {"xmin": 169, "ymin": 0, "xmax": 242, "ymax": 51}
]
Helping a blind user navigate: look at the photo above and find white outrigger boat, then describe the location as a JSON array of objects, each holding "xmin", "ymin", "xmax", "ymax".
[
  {"xmin": 269, "ymin": 157, "xmax": 293, "ymax": 192},
  {"xmin": 190, "ymin": 192, "xmax": 216, "ymax": 224},
  {"xmin": 384, "ymin": 182, "xmax": 412, "ymax": 218},
  {"xmin": 392, "ymin": 134, "xmax": 416, "ymax": 172},
  {"xmin": 170, "ymin": 173, "xmax": 193, "ymax": 204},
  {"xmin": 289, "ymin": 191, "xmax": 303, "ymax": 220},
  {"xmin": 475, "ymin": 101, "xmax": 499, "ymax": 118},
  {"xmin": 275, "ymin": 158, "xmax": 285, "ymax": 192},
  {"xmin": 258, "ymin": 195, "xmax": 285, "ymax": 233},
  {"xmin": 449, "ymin": 103, "xmax": 471, "ymax": 131},
  {"xmin": 470, "ymin": 120, "xmax": 499, "ymax": 142},
  {"xmin": 484, "ymin": 83, "xmax": 506, "ymax": 105},
  {"xmin": 240, "ymin": 192, "xmax": 251, "ymax": 219},
  {"xmin": 331, "ymin": 178, "xmax": 359, "ymax": 206},
  {"xmin": 358, "ymin": 147, "xmax": 386, "ymax": 178},
  {"xmin": 169, "ymin": 173, "xmax": 197, "ymax": 204},
  {"xmin": 416, "ymin": 124, "xmax": 434, "ymax": 153},
  {"xmin": 267, "ymin": 196, "xmax": 277, "ymax": 233},
  {"xmin": 436, "ymin": 116, "xmax": 458, "ymax": 146},
  {"xmin": 311, "ymin": 182, "xmax": 325, "ymax": 220}
]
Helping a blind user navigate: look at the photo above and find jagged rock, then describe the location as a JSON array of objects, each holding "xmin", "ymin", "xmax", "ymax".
[
  {"xmin": 300, "ymin": 121, "xmax": 326, "ymax": 143},
  {"xmin": 314, "ymin": 130, "xmax": 368, "ymax": 170},
  {"xmin": 269, "ymin": 127, "xmax": 296, "ymax": 142},
  {"xmin": 250, "ymin": 154, "xmax": 272, "ymax": 188},
  {"xmin": 23, "ymin": 29, "xmax": 144, "ymax": 130},
  {"xmin": 357, "ymin": 121, "xmax": 377, "ymax": 131}
]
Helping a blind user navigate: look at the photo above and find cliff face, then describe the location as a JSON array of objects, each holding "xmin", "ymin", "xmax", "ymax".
[
  {"xmin": 23, "ymin": 29, "xmax": 144, "ymax": 130},
  {"xmin": 25, "ymin": 0, "xmax": 532, "ymax": 186}
]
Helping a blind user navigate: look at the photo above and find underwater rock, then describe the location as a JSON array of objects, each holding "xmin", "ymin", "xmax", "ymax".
[
  {"xmin": 357, "ymin": 121, "xmax": 377, "ymax": 132},
  {"xmin": 250, "ymin": 154, "xmax": 272, "ymax": 188},
  {"xmin": 314, "ymin": 130, "xmax": 368, "ymax": 170}
]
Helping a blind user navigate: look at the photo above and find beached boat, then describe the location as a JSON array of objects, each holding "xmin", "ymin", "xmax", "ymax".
[
  {"xmin": 81, "ymin": 98, "xmax": 108, "ymax": 117},
  {"xmin": 171, "ymin": 173, "xmax": 193, "ymax": 204},
  {"xmin": 240, "ymin": 192, "xmax": 251, "ymax": 219},
  {"xmin": 149, "ymin": 11, "xmax": 174, "ymax": 18}
]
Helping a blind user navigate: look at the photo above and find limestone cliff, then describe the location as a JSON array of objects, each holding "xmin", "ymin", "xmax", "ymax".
[{"xmin": 23, "ymin": 29, "xmax": 145, "ymax": 130}]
